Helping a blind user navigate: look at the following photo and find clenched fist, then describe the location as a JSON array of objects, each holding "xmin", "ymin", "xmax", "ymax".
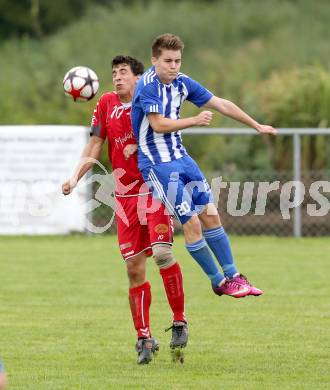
[
  {"xmin": 62, "ymin": 179, "xmax": 76, "ymax": 196},
  {"xmin": 194, "ymin": 111, "xmax": 213, "ymax": 126},
  {"xmin": 123, "ymin": 144, "xmax": 138, "ymax": 160}
]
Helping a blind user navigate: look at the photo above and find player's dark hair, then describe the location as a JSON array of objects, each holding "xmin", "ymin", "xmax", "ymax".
[
  {"xmin": 111, "ymin": 55, "xmax": 144, "ymax": 76},
  {"xmin": 152, "ymin": 33, "xmax": 184, "ymax": 58}
]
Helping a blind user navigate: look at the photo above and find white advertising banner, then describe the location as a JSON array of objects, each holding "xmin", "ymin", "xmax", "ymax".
[{"xmin": 0, "ymin": 126, "xmax": 90, "ymax": 234}]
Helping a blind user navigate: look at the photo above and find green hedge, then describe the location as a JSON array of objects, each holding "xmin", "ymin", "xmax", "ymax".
[{"xmin": 1, "ymin": 0, "xmax": 330, "ymax": 170}]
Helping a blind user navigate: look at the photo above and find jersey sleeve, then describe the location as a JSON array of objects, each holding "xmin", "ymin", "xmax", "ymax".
[
  {"xmin": 139, "ymin": 83, "xmax": 164, "ymax": 116},
  {"xmin": 90, "ymin": 96, "xmax": 107, "ymax": 139},
  {"xmin": 184, "ymin": 77, "xmax": 213, "ymax": 107}
]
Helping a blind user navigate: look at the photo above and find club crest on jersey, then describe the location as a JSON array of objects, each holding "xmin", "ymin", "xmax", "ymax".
[{"xmin": 154, "ymin": 224, "xmax": 169, "ymax": 234}]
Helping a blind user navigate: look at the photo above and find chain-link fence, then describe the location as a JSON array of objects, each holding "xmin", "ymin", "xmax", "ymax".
[
  {"xmin": 202, "ymin": 169, "xmax": 330, "ymax": 236},
  {"xmin": 91, "ymin": 129, "xmax": 330, "ymax": 236}
]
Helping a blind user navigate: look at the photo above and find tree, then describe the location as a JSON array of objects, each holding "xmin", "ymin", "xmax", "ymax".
[{"xmin": 0, "ymin": 0, "xmax": 90, "ymax": 40}]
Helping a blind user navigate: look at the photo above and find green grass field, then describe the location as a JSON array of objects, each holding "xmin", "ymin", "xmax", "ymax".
[{"xmin": 0, "ymin": 235, "xmax": 329, "ymax": 389}]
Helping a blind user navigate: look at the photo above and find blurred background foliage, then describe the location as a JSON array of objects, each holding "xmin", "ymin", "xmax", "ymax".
[{"xmin": 0, "ymin": 0, "xmax": 330, "ymax": 172}]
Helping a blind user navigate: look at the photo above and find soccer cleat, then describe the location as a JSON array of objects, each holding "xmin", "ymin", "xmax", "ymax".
[
  {"xmin": 135, "ymin": 337, "xmax": 159, "ymax": 365},
  {"xmin": 234, "ymin": 274, "xmax": 263, "ymax": 296},
  {"xmin": 165, "ymin": 321, "xmax": 188, "ymax": 363},
  {"xmin": 212, "ymin": 278, "xmax": 250, "ymax": 298},
  {"xmin": 167, "ymin": 321, "xmax": 188, "ymax": 349}
]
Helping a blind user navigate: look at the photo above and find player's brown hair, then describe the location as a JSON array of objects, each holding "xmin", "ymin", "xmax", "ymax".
[
  {"xmin": 151, "ymin": 33, "xmax": 184, "ymax": 58},
  {"xmin": 112, "ymin": 55, "xmax": 144, "ymax": 76}
]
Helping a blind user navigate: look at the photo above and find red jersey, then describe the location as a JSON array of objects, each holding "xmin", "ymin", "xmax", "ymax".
[{"xmin": 90, "ymin": 92, "xmax": 146, "ymax": 196}]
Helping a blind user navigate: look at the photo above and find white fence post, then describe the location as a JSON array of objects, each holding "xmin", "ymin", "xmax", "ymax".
[{"xmin": 293, "ymin": 133, "xmax": 302, "ymax": 237}]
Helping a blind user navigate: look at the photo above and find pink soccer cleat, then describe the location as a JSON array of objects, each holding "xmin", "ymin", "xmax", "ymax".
[
  {"xmin": 233, "ymin": 274, "xmax": 263, "ymax": 296},
  {"xmin": 212, "ymin": 278, "xmax": 251, "ymax": 298}
]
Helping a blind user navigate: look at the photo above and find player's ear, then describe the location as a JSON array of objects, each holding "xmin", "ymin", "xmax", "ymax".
[{"xmin": 151, "ymin": 56, "xmax": 157, "ymax": 66}]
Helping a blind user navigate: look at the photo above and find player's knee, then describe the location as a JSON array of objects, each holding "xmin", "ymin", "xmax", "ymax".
[
  {"xmin": 182, "ymin": 215, "xmax": 203, "ymax": 242},
  {"xmin": 153, "ymin": 244, "xmax": 175, "ymax": 269},
  {"xmin": 127, "ymin": 267, "xmax": 143, "ymax": 282},
  {"xmin": 126, "ymin": 258, "xmax": 145, "ymax": 284},
  {"xmin": 186, "ymin": 214, "xmax": 202, "ymax": 230},
  {"xmin": 199, "ymin": 204, "xmax": 221, "ymax": 228}
]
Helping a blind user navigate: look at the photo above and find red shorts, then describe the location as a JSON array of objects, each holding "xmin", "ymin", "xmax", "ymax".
[{"xmin": 115, "ymin": 193, "xmax": 173, "ymax": 261}]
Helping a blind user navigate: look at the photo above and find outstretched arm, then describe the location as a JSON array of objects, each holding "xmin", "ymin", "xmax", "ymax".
[
  {"xmin": 62, "ymin": 135, "xmax": 104, "ymax": 195},
  {"xmin": 204, "ymin": 96, "xmax": 277, "ymax": 135}
]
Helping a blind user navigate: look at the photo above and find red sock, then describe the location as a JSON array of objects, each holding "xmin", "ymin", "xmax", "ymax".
[
  {"xmin": 160, "ymin": 262, "xmax": 186, "ymax": 323},
  {"xmin": 128, "ymin": 281, "xmax": 151, "ymax": 339}
]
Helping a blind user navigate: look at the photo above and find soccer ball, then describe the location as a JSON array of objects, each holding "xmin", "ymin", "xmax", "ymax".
[{"xmin": 63, "ymin": 66, "xmax": 99, "ymax": 102}]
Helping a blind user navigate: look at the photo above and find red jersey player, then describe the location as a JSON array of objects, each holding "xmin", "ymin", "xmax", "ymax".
[{"xmin": 62, "ymin": 56, "xmax": 187, "ymax": 364}]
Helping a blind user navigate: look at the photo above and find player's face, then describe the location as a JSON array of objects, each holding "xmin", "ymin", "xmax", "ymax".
[
  {"xmin": 112, "ymin": 64, "xmax": 139, "ymax": 100},
  {"xmin": 152, "ymin": 50, "xmax": 182, "ymax": 84}
]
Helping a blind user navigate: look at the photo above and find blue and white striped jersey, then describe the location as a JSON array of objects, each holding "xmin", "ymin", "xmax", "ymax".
[{"xmin": 131, "ymin": 66, "xmax": 213, "ymax": 170}]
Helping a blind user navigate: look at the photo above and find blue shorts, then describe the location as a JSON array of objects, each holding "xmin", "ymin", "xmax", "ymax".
[{"xmin": 141, "ymin": 155, "xmax": 214, "ymax": 224}]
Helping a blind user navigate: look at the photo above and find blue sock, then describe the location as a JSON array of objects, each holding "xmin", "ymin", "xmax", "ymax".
[
  {"xmin": 186, "ymin": 238, "xmax": 224, "ymax": 286},
  {"xmin": 204, "ymin": 226, "xmax": 238, "ymax": 278}
]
